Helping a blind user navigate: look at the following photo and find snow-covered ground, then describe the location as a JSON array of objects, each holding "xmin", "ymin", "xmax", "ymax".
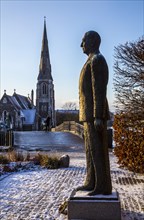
[{"xmin": 0, "ymin": 152, "xmax": 144, "ymax": 220}]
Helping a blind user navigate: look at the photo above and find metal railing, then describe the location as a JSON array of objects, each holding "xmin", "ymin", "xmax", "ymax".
[{"xmin": 0, "ymin": 131, "xmax": 14, "ymax": 147}]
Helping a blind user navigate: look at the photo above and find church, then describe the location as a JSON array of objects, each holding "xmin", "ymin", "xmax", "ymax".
[
  {"xmin": 36, "ymin": 18, "xmax": 55, "ymax": 130},
  {"xmin": 0, "ymin": 19, "xmax": 55, "ymax": 131}
]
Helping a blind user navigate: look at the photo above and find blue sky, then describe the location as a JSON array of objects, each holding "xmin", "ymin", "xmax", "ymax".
[{"xmin": 0, "ymin": 0, "xmax": 143, "ymax": 110}]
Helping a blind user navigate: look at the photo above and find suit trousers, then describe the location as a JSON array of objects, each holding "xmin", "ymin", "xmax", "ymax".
[{"xmin": 83, "ymin": 121, "xmax": 112, "ymax": 193}]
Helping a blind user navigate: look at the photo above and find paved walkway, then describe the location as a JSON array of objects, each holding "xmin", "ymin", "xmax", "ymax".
[
  {"xmin": 0, "ymin": 152, "xmax": 144, "ymax": 220},
  {"xmin": 14, "ymin": 131, "xmax": 84, "ymax": 152},
  {"xmin": 0, "ymin": 132, "xmax": 144, "ymax": 220}
]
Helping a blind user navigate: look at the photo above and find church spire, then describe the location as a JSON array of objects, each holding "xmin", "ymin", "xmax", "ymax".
[
  {"xmin": 38, "ymin": 17, "xmax": 52, "ymax": 80},
  {"xmin": 36, "ymin": 18, "xmax": 55, "ymax": 130}
]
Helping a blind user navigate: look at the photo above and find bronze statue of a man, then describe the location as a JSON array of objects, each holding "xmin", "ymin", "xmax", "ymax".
[{"xmin": 78, "ymin": 31, "xmax": 112, "ymax": 195}]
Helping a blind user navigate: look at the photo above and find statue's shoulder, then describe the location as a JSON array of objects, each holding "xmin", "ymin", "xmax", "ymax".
[
  {"xmin": 92, "ymin": 53, "xmax": 107, "ymax": 66},
  {"xmin": 91, "ymin": 53, "xmax": 104, "ymax": 64}
]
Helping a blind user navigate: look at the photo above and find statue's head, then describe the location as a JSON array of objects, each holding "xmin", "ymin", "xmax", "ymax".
[{"xmin": 81, "ymin": 31, "xmax": 101, "ymax": 55}]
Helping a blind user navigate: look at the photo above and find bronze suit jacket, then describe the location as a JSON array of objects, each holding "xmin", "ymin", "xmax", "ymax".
[{"xmin": 79, "ymin": 52, "xmax": 110, "ymax": 122}]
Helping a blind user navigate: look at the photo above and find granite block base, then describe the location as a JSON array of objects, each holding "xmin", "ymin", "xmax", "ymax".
[{"xmin": 68, "ymin": 190, "xmax": 121, "ymax": 220}]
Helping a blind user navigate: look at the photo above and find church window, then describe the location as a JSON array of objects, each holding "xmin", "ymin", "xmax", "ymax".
[
  {"xmin": 2, "ymin": 110, "xmax": 7, "ymax": 122},
  {"xmin": 42, "ymin": 83, "xmax": 47, "ymax": 95},
  {"xmin": 3, "ymin": 98, "xmax": 7, "ymax": 103},
  {"xmin": 44, "ymin": 105, "xmax": 47, "ymax": 111}
]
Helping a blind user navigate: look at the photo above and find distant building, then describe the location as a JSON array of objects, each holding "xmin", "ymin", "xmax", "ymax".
[
  {"xmin": 56, "ymin": 109, "xmax": 79, "ymax": 114},
  {"xmin": 36, "ymin": 18, "xmax": 55, "ymax": 130},
  {"xmin": 0, "ymin": 90, "xmax": 36, "ymax": 131},
  {"xmin": 0, "ymin": 19, "xmax": 55, "ymax": 131}
]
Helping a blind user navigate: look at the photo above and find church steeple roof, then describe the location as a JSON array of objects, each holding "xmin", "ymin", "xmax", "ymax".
[{"xmin": 38, "ymin": 17, "xmax": 52, "ymax": 80}]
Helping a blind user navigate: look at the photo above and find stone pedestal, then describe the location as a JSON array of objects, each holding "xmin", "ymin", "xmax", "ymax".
[{"xmin": 68, "ymin": 190, "xmax": 121, "ymax": 220}]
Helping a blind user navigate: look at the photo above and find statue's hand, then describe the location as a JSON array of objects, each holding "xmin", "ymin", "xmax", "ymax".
[{"xmin": 94, "ymin": 119, "xmax": 104, "ymax": 131}]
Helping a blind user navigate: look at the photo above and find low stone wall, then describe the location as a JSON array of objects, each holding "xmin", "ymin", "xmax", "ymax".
[
  {"xmin": 55, "ymin": 121, "xmax": 84, "ymax": 138},
  {"xmin": 55, "ymin": 121, "xmax": 113, "ymax": 148}
]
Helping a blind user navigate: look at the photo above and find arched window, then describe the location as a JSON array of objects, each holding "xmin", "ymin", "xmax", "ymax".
[
  {"xmin": 2, "ymin": 110, "xmax": 7, "ymax": 122},
  {"xmin": 44, "ymin": 105, "xmax": 47, "ymax": 111},
  {"xmin": 42, "ymin": 83, "xmax": 47, "ymax": 95}
]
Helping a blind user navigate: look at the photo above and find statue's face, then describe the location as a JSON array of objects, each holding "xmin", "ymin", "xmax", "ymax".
[
  {"xmin": 81, "ymin": 31, "xmax": 100, "ymax": 55},
  {"xmin": 81, "ymin": 34, "xmax": 91, "ymax": 55}
]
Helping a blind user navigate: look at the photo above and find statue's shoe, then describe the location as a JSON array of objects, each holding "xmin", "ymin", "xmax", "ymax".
[
  {"xmin": 88, "ymin": 189, "xmax": 112, "ymax": 196},
  {"xmin": 76, "ymin": 185, "xmax": 94, "ymax": 191}
]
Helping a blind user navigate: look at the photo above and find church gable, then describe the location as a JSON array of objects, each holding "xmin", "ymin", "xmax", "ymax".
[
  {"xmin": 0, "ymin": 94, "xmax": 11, "ymax": 105},
  {"xmin": 0, "ymin": 94, "xmax": 19, "ymax": 111},
  {"xmin": 0, "ymin": 91, "xmax": 36, "ymax": 131},
  {"xmin": 13, "ymin": 93, "xmax": 33, "ymax": 109},
  {"xmin": 1, "ymin": 96, "xmax": 8, "ymax": 104}
]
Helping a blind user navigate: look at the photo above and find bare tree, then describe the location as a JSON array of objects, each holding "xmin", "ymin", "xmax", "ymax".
[
  {"xmin": 113, "ymin": 37, "xmax": 144, "ymax": 117},
  {"xmin": 113, "ymin": 37, "xmax": 144, "ymax": 173},
  {"xmin": 62, "ymin": 102, "xmax": 77, "ymax": 110}
]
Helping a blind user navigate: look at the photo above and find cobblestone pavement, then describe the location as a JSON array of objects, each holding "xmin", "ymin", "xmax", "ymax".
[{"xmin": 0, "ymin": 152, "xmax": 144, "ymax": 220}]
